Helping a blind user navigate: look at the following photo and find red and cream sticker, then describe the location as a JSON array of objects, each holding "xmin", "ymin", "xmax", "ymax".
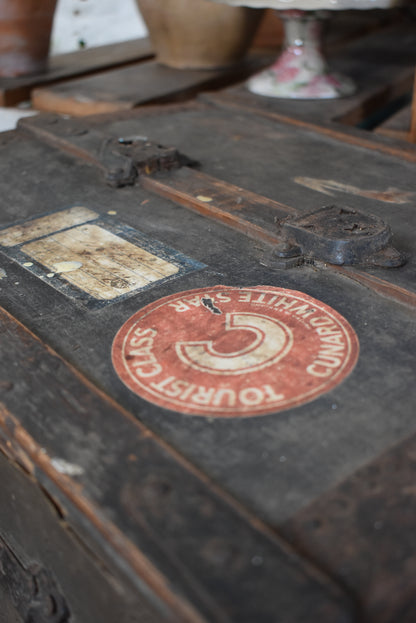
[{"xmin": 112, "ymin": 286, "xmax": 359, "ymax": 417}]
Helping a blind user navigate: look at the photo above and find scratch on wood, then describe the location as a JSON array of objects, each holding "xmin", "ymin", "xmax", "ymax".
[
  {"xmin": 50, "ymin": 458, "xmax": 85, "ymax": 476},
  {"xmin": 332, "ymin": 266, "xmax": 416, "ymax": 310},
  {"xmin": 0, "ymin": 402, "xmax": 35, "ymax": 474},
  {"xmin": 294, "ymin": 177, "xmax": 414, "ymax": 204}
]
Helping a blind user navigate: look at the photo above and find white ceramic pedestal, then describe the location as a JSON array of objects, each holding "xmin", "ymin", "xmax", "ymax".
[
  {"xmin": 248, "ymin": 10, "xmax": 355, "ymax": 99},
  {"xmin": 210, "ymin": 0, "xmax": 401, "ymax": 99}
]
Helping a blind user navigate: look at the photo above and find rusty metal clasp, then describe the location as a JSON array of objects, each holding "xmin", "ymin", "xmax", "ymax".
[
  {"xmin": 100, "ymin": 136, "xmax": 191, "ymax": 188},
  {"xmin": 276, "ymin": 205, "xmax": 406, "ymax": 268}
]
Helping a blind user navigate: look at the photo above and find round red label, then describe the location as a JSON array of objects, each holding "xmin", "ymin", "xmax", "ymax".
[{"xmin": 112, "ymin": 286, "xmax": 359, "ymax": 417}]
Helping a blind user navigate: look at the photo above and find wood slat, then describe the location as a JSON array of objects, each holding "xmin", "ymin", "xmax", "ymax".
[
  {"xmin": 31, "ymin": 57, "xmax": 270, "ymax": 117},
  {"xmin": 284, "ymin": 431, "xmax": 416, "ymax": 623},
  {"xmin": 375, "ymin": 104, "xmax": 412, "ymax": 142},
  {"xmin": 0, "ymin": 38, "xmax": 154, "ymax": 107},
  {"xmin": 206, "ymin": 19, "xmax": 416, "ymax": 152},
  {"xmin": 141, "ymin": 168, "xmax": 294, "ymax": 246}
]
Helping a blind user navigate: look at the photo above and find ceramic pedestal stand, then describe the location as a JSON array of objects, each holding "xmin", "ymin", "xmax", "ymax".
[{"xmin": 210, "ymin": 0, "xmax": 400, "ymax": 99}]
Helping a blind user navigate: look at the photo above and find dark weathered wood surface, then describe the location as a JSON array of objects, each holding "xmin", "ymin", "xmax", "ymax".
[
  {"xmin": 283, "ymin": 431, "xmax": 416, "ymax": 623},
  {"xmin": 2, "ymin": 96, "xmax": 416, "ymax": 620},
  {"xmin": 376, "ymin": 104, "xmax": 411, "ymax": 142},
  {"xmin": 0, "ymin": 307, "xmax": 355, "ymax": 623},
  {"xmin": 1, "ymin": 20, "xmax": 416, "ymax": 621},
  {"xmin": 0, "ymin": 38, "xmax": 153, "ymax": 107},
  {"xmin": 204, "ymin": 18, "xmax": 416, "ymax": 157},
  {"xmin": 19, "ymin": 101, "xmax": 416, "ymax": 300},
  {"xmin": 0, "ymin": 451, "xmax": 161, "ymax": 623}
]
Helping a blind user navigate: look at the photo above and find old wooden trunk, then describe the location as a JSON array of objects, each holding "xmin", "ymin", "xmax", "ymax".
[{"xmin": 0, "ymin": 33, "xmax": 416, "ymax": 621}]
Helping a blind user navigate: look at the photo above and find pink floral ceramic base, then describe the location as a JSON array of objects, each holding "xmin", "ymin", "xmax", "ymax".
[{"xmin": 248, "ymin": 10, "xmax": 356, "ymax": 99}]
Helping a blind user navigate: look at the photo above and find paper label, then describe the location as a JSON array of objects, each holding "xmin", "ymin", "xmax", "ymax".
[{"xmin": 112, "ymin": 285, "xmax": 360, "ymax": 417}]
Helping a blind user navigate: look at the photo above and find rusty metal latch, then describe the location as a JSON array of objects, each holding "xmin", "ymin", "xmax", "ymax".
[
  {"xmin": 100, "ymin": 136, "xmax": 194, "ymax": 188},
  {"xmin": 15, "ymin": 116, "xmax": 407, "ymax": 269},
  {"xmin": 275, "ymin": 205, "xmax": 406, "ymax": 268},
  {"xmin": 99, "ymin": 138, "xmax": 405, "ymax": 269}
]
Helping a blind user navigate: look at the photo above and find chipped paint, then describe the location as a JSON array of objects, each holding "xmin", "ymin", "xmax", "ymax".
[
  {"xmin": 51, "ymin": 457, "xmax": 85, "ymax": 476},
  {"xmin": 201, "ymin": 296, "xmax": 222, "ymax": 315},
  {"xmin": 294, "ymin": 177, "xmax": 414, "ymax": 204},
  {"xmin": 53, "ymin": 260, "xmax": 83, "ymax": 274}
]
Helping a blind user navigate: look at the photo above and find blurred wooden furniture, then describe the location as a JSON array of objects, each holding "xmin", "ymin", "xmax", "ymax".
[{"xmin": 0, "ymin": 37, "xmax": 153, "ymax": 106}]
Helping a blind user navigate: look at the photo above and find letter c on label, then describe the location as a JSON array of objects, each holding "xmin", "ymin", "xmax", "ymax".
[{"xmin": 175, "ymin": 312, "xmax": 293, "ymax": 375}]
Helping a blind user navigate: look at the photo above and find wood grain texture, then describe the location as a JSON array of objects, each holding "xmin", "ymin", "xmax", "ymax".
[
  {"xmin": 205, "ymin": 91, "xmax": 416, "ymax": 164},
  {"xmin": 141, "ymin": 167, "xmax": 295, "ymax": 246},
  {"xmin": 1, "ymin": 64, "xmax": 416, "ymax": 620},
  {"xmin": 21, "ymin": 223, "xmax": 179, "ymax": 300},
  {"xmin": 0, "ymin": 206, "xmax": 98, "ymax": 247},
  {"xmin": 374, "ymin": 104, "xmax": 412, "ymax": 142},
  {"xmin": 0, "ymin": 307, "xmax": 355, "ymax": 623},
  {"xmin": 329, "ymin": 265, "xmax": 416, "ymax": 311},
  {"xmin": 205, "ymin": 19, "xmax": 416, "ymax": 157},
  {"xmin": 283, "ymin": 432, "xmax": 416, "ymax": 623},
  {"xmin": 0, "ymin": 452, "xmax": 162, "ymax": 623}
]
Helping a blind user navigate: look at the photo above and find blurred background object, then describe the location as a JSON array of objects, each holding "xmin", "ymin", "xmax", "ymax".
[
  {"xmin": 0, "ymin": 0, "xmax": 148, "ymax": 78},
  {"xmin": 0, "ymin": 0, "xmax": 58, "ymax": 77},
  {"xmin": 0, "ymin": 0, "xmax": 413, "ymax": 139},
  {"xmin": 51, "ymin": 0, "xmax": 147, "ymax": 54},
  {"xmin": 209, "ymin": 0, "xmax": 404, "ymax": 99},
  {"xmin": 0, "ymin": 0, "xmax": 150, "ymax": 130},
  {"xmin": 252, "ymin": 9, "xmax": 284, "ymax": 50},
  {"xmin": 136, "ymin": 0, "xmax": 264, "ymax": 70}
]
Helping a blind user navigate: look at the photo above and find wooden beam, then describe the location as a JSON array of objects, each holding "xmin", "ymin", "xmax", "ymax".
[{"xmin": 0, "ymin": 38, "xmax": 153, "ymax": 107}]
